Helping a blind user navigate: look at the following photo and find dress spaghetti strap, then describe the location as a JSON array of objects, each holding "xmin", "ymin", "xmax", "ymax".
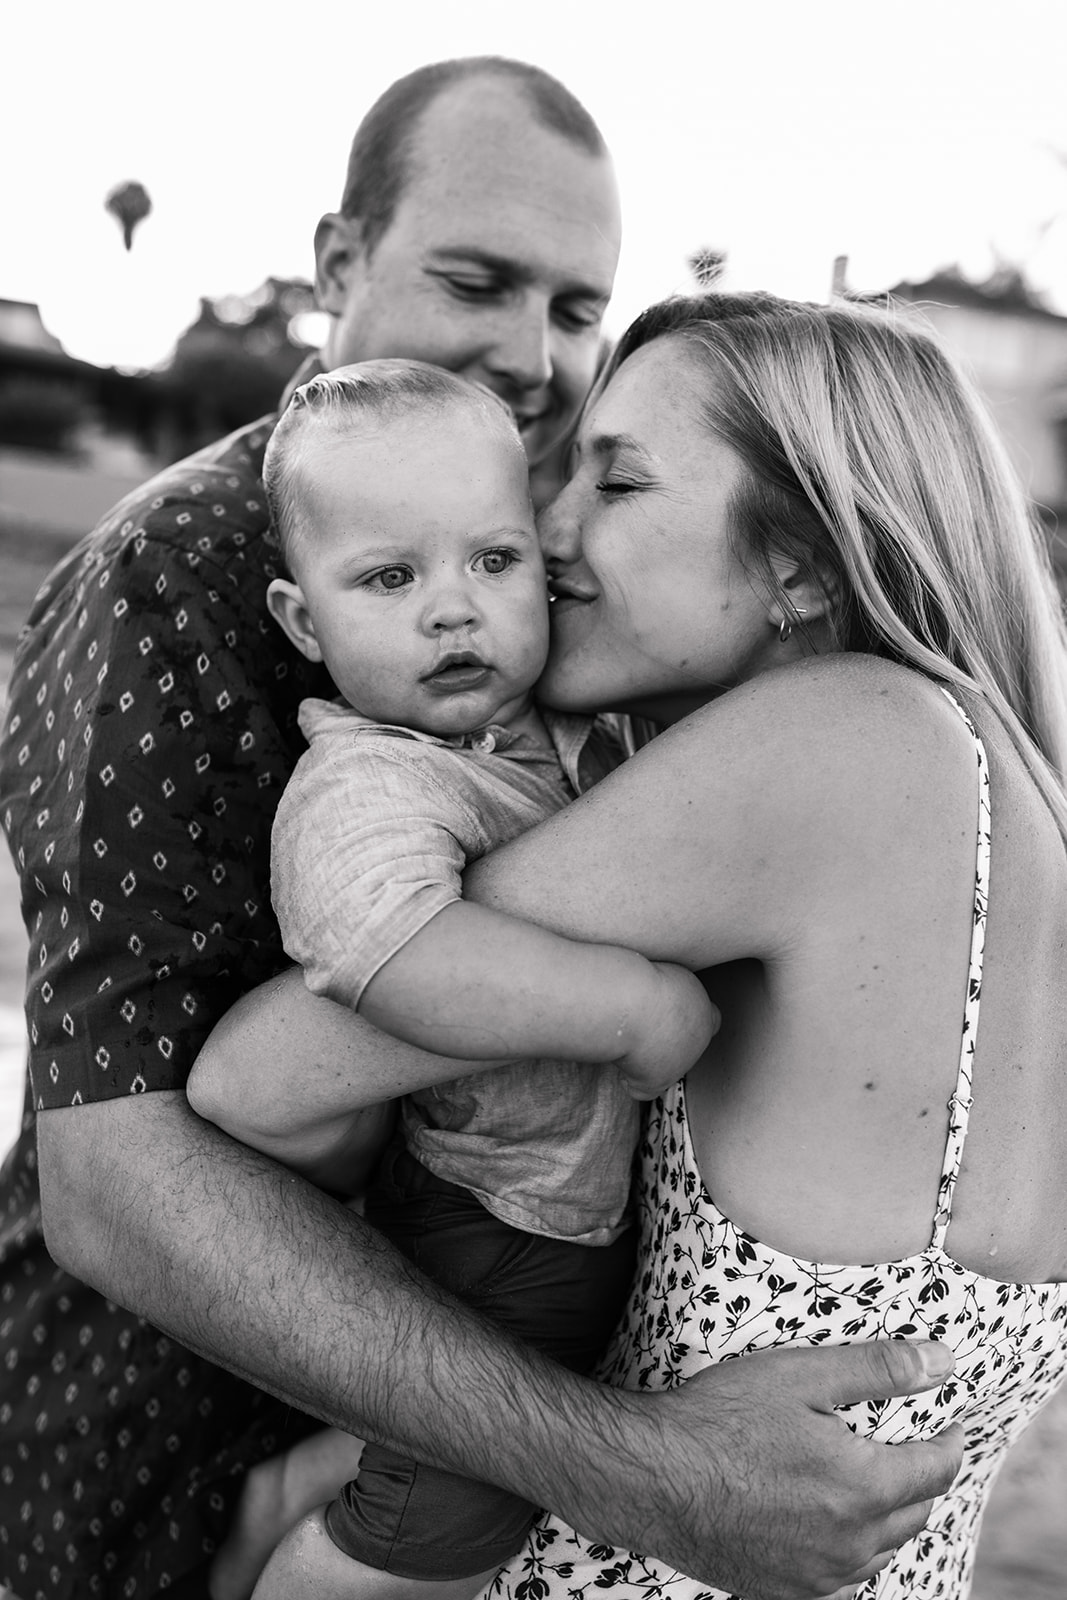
[{"xmin": 930, "ymin": 688, "xmax": 992, "ymax": 1252}]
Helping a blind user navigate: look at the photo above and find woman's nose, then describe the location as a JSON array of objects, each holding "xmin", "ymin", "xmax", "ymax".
[{"xmin": 537, "ymin": 485, "xmax": 581, "ymax": 567}]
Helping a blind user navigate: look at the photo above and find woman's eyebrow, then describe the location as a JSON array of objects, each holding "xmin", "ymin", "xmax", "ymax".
[{"xmin": 590, "ymin": 432, "xmax": 651, "ymax": 461}]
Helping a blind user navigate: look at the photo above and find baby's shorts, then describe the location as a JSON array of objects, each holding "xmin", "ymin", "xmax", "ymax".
[{"xmin": 324, "ymin": 1138, "xmax": 636, "ymax": 1579}]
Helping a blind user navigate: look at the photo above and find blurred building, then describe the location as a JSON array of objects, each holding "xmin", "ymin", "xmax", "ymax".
[
  {"xmin": 0, "ymin": 281, "xmax": 320, "ymax": 539},
  {"xmin": 886, "ymin": 269, "xmax": 1067, "ymax": 579},
  {"xmin": 0, "ymin": 296, "xmax": 177, "ymax": 535},
  {"xmin": 5, "ymin": 271, "xmax": 1067, "ymax": 570}
]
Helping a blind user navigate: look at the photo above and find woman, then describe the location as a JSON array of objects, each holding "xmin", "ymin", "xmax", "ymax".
[
  {"xmin": 205, "ymin": 290, "xmax": 1067, "ymax": 1598},
  {"xmin": 466, "ymin": 290, "xmax": 1067, "ymax": 1598}
]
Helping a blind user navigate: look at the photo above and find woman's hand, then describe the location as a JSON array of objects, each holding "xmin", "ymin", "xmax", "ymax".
[{"xmin": 614, "ymin": 962, "xmax": 720, "ymax": 1099}]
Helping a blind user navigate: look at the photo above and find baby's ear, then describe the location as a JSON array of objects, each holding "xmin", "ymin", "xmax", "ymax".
[{"xmin": 266, "ymin": 578, "xmax": 324, "ymax": 663}]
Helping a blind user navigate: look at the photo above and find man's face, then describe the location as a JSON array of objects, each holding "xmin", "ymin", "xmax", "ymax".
[{"xmin": 316, "ymin": 78, "xmax": 621, "ymax": 469}]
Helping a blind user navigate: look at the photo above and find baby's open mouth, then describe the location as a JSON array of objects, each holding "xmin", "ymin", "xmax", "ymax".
[{"xmin": 422, "ymin": 654, "xmax": 491, "ymax": 689}]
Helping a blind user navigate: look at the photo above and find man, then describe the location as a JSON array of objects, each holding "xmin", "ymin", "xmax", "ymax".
[{"xmin": 0, "ymin": 56, "xmax": 960, "ymax": 1600}]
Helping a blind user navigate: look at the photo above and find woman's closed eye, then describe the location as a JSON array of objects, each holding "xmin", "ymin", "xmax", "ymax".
[{"xmin": 595, "ymin": 478, "xmax": 642, "ymax": 497}]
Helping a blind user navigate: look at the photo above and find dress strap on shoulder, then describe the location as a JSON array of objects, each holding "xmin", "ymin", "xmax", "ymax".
[{"xmin": 931, "ymin": 687, "xmax": 991, "ymax": 1250}]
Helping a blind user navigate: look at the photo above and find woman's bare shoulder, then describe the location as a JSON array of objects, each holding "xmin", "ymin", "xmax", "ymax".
[{"xmin": 645, "ymin": 654, "xmax": 974, "ymax": 797}]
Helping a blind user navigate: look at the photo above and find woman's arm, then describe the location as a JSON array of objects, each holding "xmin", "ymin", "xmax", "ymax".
[
  {"xmin": 465, "ymin": 660, "xmax": 974, "ymax": 966},
  {"xmin": 193, "ymin": 661, "xmax": 958, "ymax": 1181}
]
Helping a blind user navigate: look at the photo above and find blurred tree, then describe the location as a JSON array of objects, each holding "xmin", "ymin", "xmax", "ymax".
[
  {"xmin": 163, "ymin": 277, "xmax": 323, "ymax": 442},
  {"xmin": 105, "ymin": 181, "xmax": 153, "ymax": 250},
  {"xmin": 688, "ymin": 247, "xmax": 727, "ymax": 288}
]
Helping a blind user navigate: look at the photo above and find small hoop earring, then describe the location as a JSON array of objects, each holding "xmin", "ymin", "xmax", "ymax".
[{"xmin": 778, "ymin": 607, "xmax": 808, "ymax": 644}]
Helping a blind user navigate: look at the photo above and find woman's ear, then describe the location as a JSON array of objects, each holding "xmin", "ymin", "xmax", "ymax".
[
  {"xmin": 766, "ymin": 554, "xmax": 836, "ymax": 633},
  {"xmin": 313, "ymin": 213, "xmax": 363, "ymax": 315},
  {"xmin": 266, "ymin": 578, "xmax": 324, "ymax": 663}
]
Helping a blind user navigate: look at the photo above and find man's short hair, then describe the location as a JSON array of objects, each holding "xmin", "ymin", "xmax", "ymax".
[
  {"xmin": 340, "ymin": 56, "xmax": 609, "ymax": 255},
  {"xmin": 264, "ymin": 359, "xmax": 522, "ymax": 570}
]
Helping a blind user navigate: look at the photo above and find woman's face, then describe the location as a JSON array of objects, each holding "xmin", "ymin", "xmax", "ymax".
[{"xmin": 538, "ymin": 335, "xmax": 785, "ymax": 723}]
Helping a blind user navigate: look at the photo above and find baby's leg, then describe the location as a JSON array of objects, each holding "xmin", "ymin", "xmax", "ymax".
[
  {"xmin": 252, "ymin": 1510, "xmax": 497, "ymax": 1600},
  {"xmin": 210, "ymin": 1427, "xmax": 366, "ymax": 1600}
]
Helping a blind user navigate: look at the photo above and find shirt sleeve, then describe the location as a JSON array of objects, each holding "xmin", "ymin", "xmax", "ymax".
[
  {"xmin": 0, "ymin": 439, "xmax": 327, "ymax": 1107},
  {"xmin": 271, "ymin": 735, "xmax": 479, "ymax": 1010}
]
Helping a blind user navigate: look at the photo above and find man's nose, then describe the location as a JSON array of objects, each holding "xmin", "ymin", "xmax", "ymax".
[{"xmin": 488, "ymin": 301, "xmax": 553, "ymax": 392}]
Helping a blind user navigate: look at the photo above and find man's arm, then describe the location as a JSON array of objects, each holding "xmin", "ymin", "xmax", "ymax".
[{"xmin": 39, "ymin": 1089, "xmax": 962, "ymax": 1600}]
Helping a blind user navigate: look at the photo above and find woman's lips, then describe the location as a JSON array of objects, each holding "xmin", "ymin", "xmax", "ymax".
[{"xmin": 548, "ymin": 583, "xmax": 596, "ymax": 615}]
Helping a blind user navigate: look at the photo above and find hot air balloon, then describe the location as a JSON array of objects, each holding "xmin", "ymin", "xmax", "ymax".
[{"xmin": 105, "ymin": 180, "xmax": 153, "ymax": 250}]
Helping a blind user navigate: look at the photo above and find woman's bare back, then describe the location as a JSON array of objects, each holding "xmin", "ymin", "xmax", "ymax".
[
  {"xmin": 683, "ymin": 663, "xmax": 1067, "ymax": 1283},
  {"xmin": 472, "ymin": 653, "xmax": 1067, "ymax": 1286}
]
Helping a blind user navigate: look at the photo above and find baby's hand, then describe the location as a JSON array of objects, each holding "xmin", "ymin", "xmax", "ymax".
[{"xmin": 615, "ymin": 963, "xmax": 719, "ymax": 1100}]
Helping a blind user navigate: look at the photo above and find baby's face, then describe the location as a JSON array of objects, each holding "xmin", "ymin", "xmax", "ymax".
[{"xmin": 291, "ymin": 404, "xmax": 549, "ymax": 737}]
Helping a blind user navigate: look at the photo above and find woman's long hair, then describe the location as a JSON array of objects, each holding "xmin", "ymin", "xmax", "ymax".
[{"xmin": 603, "ymin": 291, "xmax": 1067, "ymax": 837}]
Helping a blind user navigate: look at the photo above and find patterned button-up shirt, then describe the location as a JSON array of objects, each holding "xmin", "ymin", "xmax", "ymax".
[{"xmin": 0, "ymin": 410, "xmax": 329, "ymax": 1597}]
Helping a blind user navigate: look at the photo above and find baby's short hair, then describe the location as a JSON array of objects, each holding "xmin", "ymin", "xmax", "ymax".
[{"xmin": 264, "ymin": 360, "xmax": 522, "ymax": 570}]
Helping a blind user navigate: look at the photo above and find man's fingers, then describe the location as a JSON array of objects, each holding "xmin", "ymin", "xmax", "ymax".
[
  {"xmin": 818, "ymin": 1337, "xmax": 955, "ymax": 1408},
  {"xmin": 824, "ymin": 1546, "xmax": 897, "ymax": 1598},
  {"xmin": 879, "ymin": 1424, "xmax": 966, "ymax": 1506}
]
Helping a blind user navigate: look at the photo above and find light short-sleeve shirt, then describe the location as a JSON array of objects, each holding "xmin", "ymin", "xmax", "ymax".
[{"xmin": 272, "ymin": 698, "xmax": 639, "ymax": 1246}]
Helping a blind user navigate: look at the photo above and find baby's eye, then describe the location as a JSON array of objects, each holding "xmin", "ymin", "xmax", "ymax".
[
  {"xmin": 477, "ymin": 549, "xmax": 515, "ymax": 575},
  {"xmin": 368, "ymin": 566, "xmax": 412, "ymax": 590}
]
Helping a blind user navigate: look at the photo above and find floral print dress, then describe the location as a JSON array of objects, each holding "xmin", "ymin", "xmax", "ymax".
[{"xmin": 484, "ymin": 691, "xmax": 1067, "ymax": 1600}]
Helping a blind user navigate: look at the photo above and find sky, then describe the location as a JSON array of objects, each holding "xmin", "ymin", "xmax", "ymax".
[{"xmin": 6, "ymin": 0, "xmax": 1067, "ymax": 372}]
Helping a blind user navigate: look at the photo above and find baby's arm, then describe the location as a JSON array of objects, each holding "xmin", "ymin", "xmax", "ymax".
[
  {"xmin": 361, "ymin": 899, "xmax": 716, "ymax": 1099},
  {"xmin": 190, "ymin": 736, "xmax": 714, "ymax": 1174},
  {"xmin": 190, "ymin": 918, "xmax": 714, "ymax": 1187}
]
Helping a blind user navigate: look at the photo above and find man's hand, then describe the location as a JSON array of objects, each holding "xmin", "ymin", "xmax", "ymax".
[
  {"xmin": 560, "ymin": 1339, "xmax": 962, "ymax": 1600},
  {"xmin": 615, "ymin": 962, "xmax": 720, "ymax": 1100}
]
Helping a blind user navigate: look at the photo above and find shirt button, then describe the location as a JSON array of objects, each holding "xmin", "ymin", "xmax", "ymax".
[{"xmin": 472, "ymin": 731, "xmax": 496, "ymax": 754}]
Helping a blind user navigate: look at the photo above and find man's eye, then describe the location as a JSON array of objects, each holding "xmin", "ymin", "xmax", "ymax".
[
  {"xmin": 444, "ymin": 276, "xmax": 503, "ymax": 300},
  {"xmin": 555, "ymin": 303, "xmax": 602, "ymax": 332},
  {"xmin": 368, "ymin": 566, "xmax": 412, "ymax": 590},
  {"xmin": 477, "ymin": 549, "xmax": 515, "ymax": 575},
  {"xmin": 595, "ymin": 480, "xmax": 638, "ymax": 497}
]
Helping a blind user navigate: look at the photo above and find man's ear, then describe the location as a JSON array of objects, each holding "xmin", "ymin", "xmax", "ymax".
[
  {"xmin": 313, "ymin": 213, "xmax": 364, "ymax": 315},
  {"xmin": 266, "ymin": 577, "xmax": 324, "ymax": 663}
]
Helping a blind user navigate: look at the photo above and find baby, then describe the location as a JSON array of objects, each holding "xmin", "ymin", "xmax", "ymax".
[{"xmin": 190, "ymin": 360, "xmax": 714, "ymax": 1599}]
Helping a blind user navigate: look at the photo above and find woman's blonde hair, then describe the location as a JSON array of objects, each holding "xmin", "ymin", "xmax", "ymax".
[{"xmin": 605, "ymin": 291, "xmax": 1067, "ymax": 836}]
